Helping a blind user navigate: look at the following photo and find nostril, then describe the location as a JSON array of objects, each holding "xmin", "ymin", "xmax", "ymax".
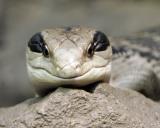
[
  {"xmin": 56, "ymin": 61, "xmax": 81, "ymax": 72},
  {"xmin": 57, "ymin": 62, "xmax": 82, "ymax": 78},
  {"xmin": 71, "ymin": 62, "xmax": 80, "ymax": 69},
  {"xmin": 72, "ymin": 63, "xmax": 81, "ymax": 73}
]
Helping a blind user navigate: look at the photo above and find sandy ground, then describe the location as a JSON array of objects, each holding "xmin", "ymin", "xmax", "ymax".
[{"xmin": 0, "ymin": 0, "xmax": 160, "ymax": 106}]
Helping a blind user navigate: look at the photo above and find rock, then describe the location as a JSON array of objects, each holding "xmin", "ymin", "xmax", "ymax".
[{"xmin": 0, "ymin": 83, "xmax": 160, "ymax": 128}]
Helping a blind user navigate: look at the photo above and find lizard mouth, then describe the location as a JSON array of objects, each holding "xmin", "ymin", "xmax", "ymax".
[
  {"xmin": 28, "ymin": 63, "xmax": 111, "ymax": 87},
  {"xmin": 31, "ymin": 65, "xmax": 107, "ymax": 80}
]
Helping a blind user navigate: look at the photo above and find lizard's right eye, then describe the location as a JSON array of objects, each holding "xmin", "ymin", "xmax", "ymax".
[{"xmin": 28, "ymin": 33, "xmax": 44, "ymax": 53}]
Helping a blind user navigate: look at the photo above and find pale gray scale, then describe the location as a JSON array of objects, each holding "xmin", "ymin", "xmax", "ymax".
[
  {"xmin": 111, "ymin": 30, "xmax": 160, "ymax": 100},
  {"xmin": 111, "ymin": 49, "xmax": 160, "ymax": 100}
]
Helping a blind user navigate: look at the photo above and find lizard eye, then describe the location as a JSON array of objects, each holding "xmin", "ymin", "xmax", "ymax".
[
  {"xmin": 42, "ymin": 45, "xmax": 49, "ymax": 57},
  {"xmin": 28, "ymin": 32, "xmax": 49, "ymax": 57},
  {"xmin": 87, "ymin": 31, "xmax": 110, "ymax": 56}
]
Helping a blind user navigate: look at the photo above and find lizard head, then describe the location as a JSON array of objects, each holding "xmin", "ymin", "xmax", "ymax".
[{"xmin": 26, "ymin": 26, "xmax": 112, "ymax": 95}]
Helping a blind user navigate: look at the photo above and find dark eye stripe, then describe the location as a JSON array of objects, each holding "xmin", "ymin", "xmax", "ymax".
[
  {"xmin": 87, "ymin": 31, "xmax": 110, "ymax": 57},
  {"xmin": 28, "ymin": 32, "xmax": 44, "ymax": 53},
  {"xmin": 93, "ymin": 31, "xmax": 110, "ymax": 51}
]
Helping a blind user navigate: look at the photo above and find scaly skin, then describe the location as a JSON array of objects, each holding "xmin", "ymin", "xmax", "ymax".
[
  {"xmin": 26, "ymin": 26, "xmax": 112, "ymax": 95},
  {"xmin": 26, "ymin": 26, "xmax": 160, "ymax": 100},
  {"xmin": 111, "ymin": 29, "xmax": 160, "ymax": 100}
]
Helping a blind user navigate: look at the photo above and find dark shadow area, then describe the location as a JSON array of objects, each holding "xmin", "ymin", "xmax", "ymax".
[{"xmin": 36, "ymin": 81, "xmax": 101, "ymax": 97}]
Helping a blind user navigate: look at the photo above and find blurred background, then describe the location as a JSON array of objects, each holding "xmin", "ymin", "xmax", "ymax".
[{"xmin": 0, "ymin": 0, "xmax": 160, "ymax": 107}]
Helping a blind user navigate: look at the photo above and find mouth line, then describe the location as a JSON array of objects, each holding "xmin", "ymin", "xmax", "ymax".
[
  {"xmin": 31, "ymin": 65, "xmax": 106, "ymax": 80},
  {"xmin": 35, "ymin": 67, "xmax": 92, "ymax": 79},
  {"xmin": 57, "ymin": 68, "xmax": 92, "ymax": 79}
]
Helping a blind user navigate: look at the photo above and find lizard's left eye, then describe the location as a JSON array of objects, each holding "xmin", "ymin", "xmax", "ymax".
[{"xmin": 87, "ymin": 31, "xmax": 110, "ymax": 56}]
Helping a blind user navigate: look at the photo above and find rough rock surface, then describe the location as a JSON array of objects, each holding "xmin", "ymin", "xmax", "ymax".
[{"xmin": 0, "ymin": 84, "xmax": 160, "ymax": 128}]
